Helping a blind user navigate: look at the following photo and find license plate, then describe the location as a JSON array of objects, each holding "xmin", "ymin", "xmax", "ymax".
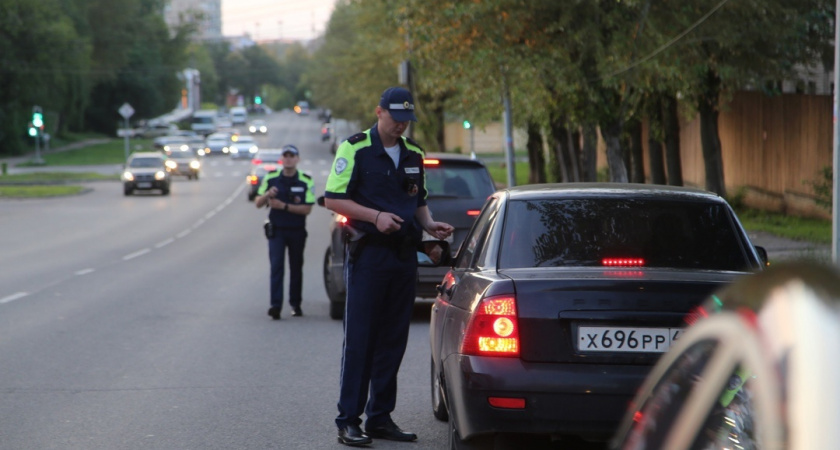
[
  {"xmin": 577, "ymin": 326, "xmax": 683, "ymax": 353},
  {"xmin": 137, "ymin": 182, "xmax": 152, "ymax": 188}
]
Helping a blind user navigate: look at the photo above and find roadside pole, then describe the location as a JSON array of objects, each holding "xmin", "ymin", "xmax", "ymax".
[
  {"xmin": 833, "ymin": 0, "xmax": 840, "ymax": 263},
  {"xmin": 119, "ymin": 103, "xmax": 135, "ymax": 160}
]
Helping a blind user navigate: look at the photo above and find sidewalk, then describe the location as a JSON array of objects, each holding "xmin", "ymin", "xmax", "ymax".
[{"xmin": 748, "ymin": 230, "xmax": 831, "ymax": 263}]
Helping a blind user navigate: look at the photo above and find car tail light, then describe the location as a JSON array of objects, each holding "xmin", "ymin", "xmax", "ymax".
[
  {"xmin": 467, "ymin": 210, "xmax": 481, "ymax": 216},
  {"xmin": 488, "ymin": 397, "xmax": 525, "ymax": 409},
  {"xmin": 602, "ymin": 258, "xmax": 645, "ymax": 267},
  {"xmin": 337, "ymin": 214, "xmax": 348, "ymax": 225},
  {"xmin": 263, "ymin": 164, "xmax": 277, "ymax": 172},
  {"xmin": 424, "ymin": 158, "xmax": 440, "ymax": 166},
  {"xmin": 252, "ymin": 159, "xmax": 262, "ymax": 165},
  {"xmin": 247, "ymin": 175, "xmax": 258, "ymax": 185},
  {"xmin": 461, "ymin": 295, "xmax": 519, "ymax": 357}
]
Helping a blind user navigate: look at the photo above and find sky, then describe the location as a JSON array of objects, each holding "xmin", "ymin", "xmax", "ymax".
[{"xmin": 222, "ymin": 0, "xmax": 337, "ymax": 42}]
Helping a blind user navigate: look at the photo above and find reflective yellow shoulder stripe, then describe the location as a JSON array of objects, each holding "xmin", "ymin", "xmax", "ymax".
[{"xmin": 326, "ymin": 131, "xmax": 371, "ymax": 194}]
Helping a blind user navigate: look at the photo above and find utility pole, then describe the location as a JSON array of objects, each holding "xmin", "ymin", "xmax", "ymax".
[{"xmin": 833, "ymin": 0, "xmax": 840, "ymax": 262}]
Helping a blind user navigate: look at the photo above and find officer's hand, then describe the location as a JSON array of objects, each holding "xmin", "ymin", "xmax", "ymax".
[
  {"xmin": 267, "ymin": 187, "xmax": 278, "ymax": 198},
  {"xmin": 426, "ymin": 222, "xmax": 454, "ymax": 240},
  {"xmin": 376, "ymin": 212, "xmax": 403, "ymax": 234}
]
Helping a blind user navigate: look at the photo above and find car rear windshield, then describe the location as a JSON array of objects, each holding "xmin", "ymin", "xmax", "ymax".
[
  {"xmin": 499, "ymin": 198, "xmax": 752, "ymax": 271},
  {"xmin": 425, "ymin": 163, "xmax": 495, "ymax": 199}
]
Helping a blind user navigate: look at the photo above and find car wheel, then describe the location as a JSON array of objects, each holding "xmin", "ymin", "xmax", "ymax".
[
  {"xmin": 248, "ymin": 192, "xmax": 256, "ymax": 202},
  {"xmin": 431, "ymin": 357, "xmax": 449, "ymax": 421},
  {"xmin": 124, "ymin": 187, "xmax": 133, "ymax": 196},
  {"xmin": 194, "ymin": 172, "xmax": 199, "ymax": 180},
  {"xmin": 324, "ymin": 247, "xmax": 345, "ymax": 320},
  {"xmin": 161, "ymin": 186, "xmax": 170, "ymax": 196},
  {"xmin": 449, "ymin": 416, "xmax": 492, "ymax": 450}
]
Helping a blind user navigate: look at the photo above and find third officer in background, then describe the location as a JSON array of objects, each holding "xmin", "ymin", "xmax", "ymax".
[{"xmin": 255, "ymin": 145, "xmax": 314, "ymax": 320}]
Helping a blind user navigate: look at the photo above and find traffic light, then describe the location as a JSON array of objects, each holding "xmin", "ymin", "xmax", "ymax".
[
  {"xmin": 255, "ymin": 96, "xmax": 262, "ymax": 105},
  {"xmin": 463, "ymin": 120, "xmax": 471, "ymax": 129},
  {"xmin": 32, "ymin": 108, "xmax": 43, "ymax": 129},
  {"xmin": 28, "ymin": 124, "xmax": 37, "ymax": 137}
]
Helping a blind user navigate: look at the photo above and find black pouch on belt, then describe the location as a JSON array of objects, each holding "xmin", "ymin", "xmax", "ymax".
[
  {"xmin": 263, "ymin": 220, "xmax": 275, "ymax": 239},
  {"xmin": 397, "ymin": 235, "xmax": 416, "ymax": 261}
]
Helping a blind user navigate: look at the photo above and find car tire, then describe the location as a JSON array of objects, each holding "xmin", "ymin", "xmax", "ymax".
[
  {"xmin": 124, "ymin": 187, "xmax": 133, "ymax": 196},
  {"xmin": 248, "ymin": 192, "xmax": 256, "ymax": 202},
  {"xmin": 194, "ymin": 172, "xmax": 199, "ymax": 181},
  {"xmin": 161, "ymin": 186, "xmax": 170, "ymax": 196},
  {"xmin": 449, "ymin": 416, "xmax": 492, "ymax": 450},
  {"xmin": 324, "ymin": 247, "xmax": 345, "ymax": 320},
  {"xmin": 431, "ymin": 357, "xmax": 449, "ymax": 421}
]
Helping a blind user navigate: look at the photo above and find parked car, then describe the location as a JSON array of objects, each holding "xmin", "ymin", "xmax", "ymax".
[
  {"xmin": 246, "ymin": 163, "xmax": 280, "ymax": 201},
  {"xmin": 204, "ymin": 132, "xmax": 232, "ymax": 156},
  {"xmin": 229, "ymin": 135, "xmax": 258, "ymax": 159},
  {"xmin": 429, "ymin": 183, "xmax": 767, "ymax": 448},
  {"xmin": 610, "ymin": 261, "xmax": 840, "ymax": 450},
  {"xmin": 248, "ymin": 119, "xmax": 268, "ymax": 134},
  {"xmin": 164, "ymin": 148, "xmax": 202, "ymax": 180},
  {"xmin": 322, "ymin": 153, "xmax": 496, "ymax": 320},
  {"xmin": 122, "ymin": 152, "xmax": 171, "ymax": 196}
]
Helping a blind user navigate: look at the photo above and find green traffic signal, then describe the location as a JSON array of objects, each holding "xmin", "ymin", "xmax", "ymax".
[
  {"xmin": 463, "ymin": 120, "xmax": 471, "ymax": 129},
  {"xmin": 28, "ymin": 126, "xmax": 37, "ymax": 137},
  {"xmin": 32, "ymin": 112, "xmax": 43, "ymax": 128},
  {"xmin": 255, "ymin": 96, "xmax": 262, "ymax": 105}
]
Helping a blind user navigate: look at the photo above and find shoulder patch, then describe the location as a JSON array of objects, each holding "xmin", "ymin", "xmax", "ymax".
[
  {"xmin": 347, "ymin": 132, "xmax": 367, "ymax": 144},
  {"xmin": 405, "ymin": 136, "xmax": 424, "ymax": 152},
  {"xmin": 300, "ymin": 171, "xmax": 312, "ymax": 180}
]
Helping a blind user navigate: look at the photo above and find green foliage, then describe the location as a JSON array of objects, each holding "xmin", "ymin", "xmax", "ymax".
[
  {"xmin": 0, "ymin": 185, "xmax": 87, "ymax": 198},
  {"xmin": 806, "ymin": 165, "xmax": 832, "ymax": 211},
  {"xmin": 736, "ymin": 207, "xmax": 831, "ymax": 244}
]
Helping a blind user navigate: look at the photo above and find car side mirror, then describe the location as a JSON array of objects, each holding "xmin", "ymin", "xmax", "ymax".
[
  {"xmin": 755, "ymin": 245, "xmax": 770, "ymax": 267},
  {"xmin": 417, "ymin": 240, "xmax": 451, "ymax": 267}
]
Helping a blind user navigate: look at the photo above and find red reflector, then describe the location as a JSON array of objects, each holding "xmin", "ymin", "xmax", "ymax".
[
  {"xmin": 337, "ymin": 214, "xmax": 348, "ymax": 225},
  {"xmin": 252, "ymin": 159, "xmax": 262, "ymax": 165},
  {"xmin": 466, "ymin": 210, "xmax": 480, "ymax": 216},
  {"xmin": 602, "ymin": 258, "xmax": 645, "ymax": 267},
  {"xmin": 633, "ymin": 410, "xmax": 643, "ymax": 423},
  {"xmin": 488, "ymin": 397, "xmax": 525, "ymax": 409},
  {"xmin": 424, "ymin": 159, "xmax": 440, "ymax": 165}
]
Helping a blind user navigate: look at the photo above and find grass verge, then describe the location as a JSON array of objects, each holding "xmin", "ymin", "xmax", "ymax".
[{"xmin": 0, "ymin": 185, "xmax": 88, "ymax": 198}]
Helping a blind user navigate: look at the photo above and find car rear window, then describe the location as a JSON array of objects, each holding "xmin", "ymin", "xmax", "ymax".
[
  {"xmin": 499, "ymin": 198, "xmax": 751, "ymax": 271},
  {"xmin": 425, "ymin": 163, "xmax": 495, "ymax": 199}
]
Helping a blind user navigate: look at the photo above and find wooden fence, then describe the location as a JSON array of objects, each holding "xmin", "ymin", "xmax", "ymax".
[{"xmin": 643, "ymin": 91, "xmax": 833, "ymax": 218}]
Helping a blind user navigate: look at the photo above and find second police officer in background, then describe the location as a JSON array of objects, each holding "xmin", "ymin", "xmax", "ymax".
[
  {"xmin": 255, "ymin": 144, "xmax": 315, "ymax": 320},
  {"xmin": 324, "ymin": 87, "xmax": 454, "ymax": 446}
]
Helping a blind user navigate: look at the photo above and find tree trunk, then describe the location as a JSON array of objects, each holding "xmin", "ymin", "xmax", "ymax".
[
  {"xmin": 581, "ymin": 123, "xmax": 598, "ymax": 182},
  {"xmin": 549, "ymin": 113, "xmax": 570, "ymax": 182},
  {"xmin": 526, "ymin": 121, "xmax": 546, "ymax": 184},
  {"xmin": 566, "ymin": 127, "xmax": 581, "ymax": 182},
  {"xmin": 628, "ymin": 118, "xmax": 644, "ymax": 183},
  {"xmin": 647, "ymin": 96, "xmax": 667, "ymax": 185},
  {"xmin": 601, "ymin": 118, "xmax": 628, "ymax": 183},
  {"xmin": 699, "ymin": 69, "xmax": 726, "ymax": 196},
  {"xmin": 662, "ymin": 94, "xmax": 683, "ymax": 186}
]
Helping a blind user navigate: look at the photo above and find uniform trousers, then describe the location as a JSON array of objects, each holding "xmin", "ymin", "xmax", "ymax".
[
  {"xmin": 268, "ymin": 227, "xmax": 307, "ymax": 312},
  {"xmin": 336, "ymin": 242, "xmax": 417, "ymax": 429}
]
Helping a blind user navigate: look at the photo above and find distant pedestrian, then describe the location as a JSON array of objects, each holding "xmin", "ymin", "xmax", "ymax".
[
  {"xmin": 255, "ymin": 144, "xmax": 314, "ymax": 319},
  {"xmin": 324, "ymin": 86, "xmax": 454, "ymax": 446}
]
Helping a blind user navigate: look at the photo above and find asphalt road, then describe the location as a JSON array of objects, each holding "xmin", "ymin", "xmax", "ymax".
[
  {"xmin": 0, "ymin": 110, "xmax": 825, "ymax": 450},
  {"xmin": 0, "ymin": 111, "xmax": 462, "ymax": 450}
]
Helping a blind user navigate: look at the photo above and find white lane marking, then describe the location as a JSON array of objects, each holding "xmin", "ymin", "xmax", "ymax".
[
  {"xmin": 177, "ymin": 230, "xmax": 191, "ymax": 239},
  {"xmin": 204, "ymin": 210, "xmax": 216, "ymax": 220},
  {"xmin": 1, "ymin": 292, "xmax": 29, "ymax": 304},
  {"xmin": 155, "ymin": 238, "xmax": 175, "ymax": 248},
  {"xmin": 76, "ymin": 268, "xmax": 95, "ymax": 276},
  {"xmin": 123, "ymin": 248, "xmax": 151, "ymax": 261}
]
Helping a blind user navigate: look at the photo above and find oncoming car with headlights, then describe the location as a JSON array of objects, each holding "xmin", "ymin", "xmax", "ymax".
[
  {"xmin": 122, "ymin": 152, "xmax": 171, "ymax": 196},
  {"xmin": 229, "ymin": 135, "xmax": 258, "ymax": 159},
  {"xmin": 164, "ymin": 148, "xmax": 202, "ymax": 180},
  {"xmin": 430, "ymin": 183, "xmax": 767, "ymax": 448}
]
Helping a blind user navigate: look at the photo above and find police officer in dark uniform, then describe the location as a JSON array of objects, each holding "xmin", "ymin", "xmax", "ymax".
[
  {"xmin": 255, "ymin": 144, "xmax": 315, "ymax": 320},
  {"xmin": 324, "ymin": 87, "xmax": 454, "ymax": 446}
]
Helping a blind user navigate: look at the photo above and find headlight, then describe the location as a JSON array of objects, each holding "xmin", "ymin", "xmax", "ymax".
[
  {"xmin": 230, "ymin": 147, "xmax": 239, "ymax": 154},
  {"xmin": 249, "ymin": 126, "xmax": 256, "ymax": 132},
  {"xmin": 179, "ymin": 144, "xmax": 189, "ymax": 151},
  {"xmin": 197, "ymin": 149, "xmax": 205, "ymax": 156},
  {"xmin": 189, "ymin": 160, "xmax": 201, "ymax": 169},
  {"xmin": 163, "ymin": 145, "xmax": 172, "ymax": 151},
  {"xmin": 249, "ymin": 146, "xmax": 258, "ymax": 153},
  {"xmin": 123, "ymin": 171, "xmax": 135, "ymax": 181},
  {"xmin": 165, "ymin": 160, "xmax": 177, "ymax": 169},
  {"xmin": 260, "ymin": 126, "xmax": 267, "ymax": 133},
  {"xmin": 155, "ymin": 171, "xmax": 166, "ymax": 180},
  {"xmin": 223, "ymin": 146, "xmax": 229, "ymax": 153}
]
